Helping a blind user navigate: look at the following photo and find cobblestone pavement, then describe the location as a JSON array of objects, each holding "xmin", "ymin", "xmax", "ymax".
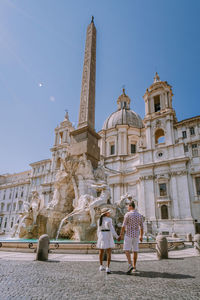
[{"xmin": 0, "ymin": 256, "xmax": 200, "ymax": 300}]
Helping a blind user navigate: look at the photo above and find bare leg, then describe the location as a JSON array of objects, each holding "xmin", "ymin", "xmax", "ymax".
[
  {"xmin": 125, "ymin": 251, "xmax": 132, "ymax": 265},
  {"xmin": 106, "ymin": 248, "xmax": 111, "ymax": 267},
  {"xmin": 99, "ymin": 249, "xmax": 104, "ymax": 266},
  {"xmin": 133, "ymin": 252, "xmax": 138, "ymax": 268}
]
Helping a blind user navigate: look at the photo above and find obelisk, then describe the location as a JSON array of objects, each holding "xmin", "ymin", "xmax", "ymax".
[
  {"xmin": 70, "ymin": 17, "xmax": 100, "ymax": 168},
  {"xmin": 78, "ymin": 16, "xmax": 96, "ymax": 129}
]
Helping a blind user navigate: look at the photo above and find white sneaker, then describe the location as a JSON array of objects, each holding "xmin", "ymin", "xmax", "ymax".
[
  {"xmin": 126, "ymin": 265, "xmax": 133, "ymax": 275},
  {"xmin": 99, "ymin": 265, "xmax": 105, "ymax": 271},
  {"xmin": 132, "ymin": 267, "xmax": 138, "ymax": 273},
  {"xmin": 106, "ymin": 267, "xmax": 111, "ymax": 274}
]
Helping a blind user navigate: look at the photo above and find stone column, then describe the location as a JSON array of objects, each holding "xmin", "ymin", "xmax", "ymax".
[
  {"xmin": 118, "ymin": 132, "xmax": 122, "ymax": 155},
  {"xmin": 145, "ymin": 99, "xmax": 149, "ymax": 115},
  {"xmin": 178, "ymin": 173, "xmax": 192, "ymax": 218},
  {"xmin": 145, "ymin": 122, "xmax": 152, "ymax": 149},
  {"xmin": 54, "ymin": 133, "xmax": 58, "ymax": 145},
  {"xmin": 138, "ymin": 178, "xmax": 146, "ymax": 217},
  {"xmin": 171, "ymin": 175, "xmax": 180, "ymax": 219},
  {"xmin": 166, "ymin": 116, "xmax": 173, "ymax": 145}
]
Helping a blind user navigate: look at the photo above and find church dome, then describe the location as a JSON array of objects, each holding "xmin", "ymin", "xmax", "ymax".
[{"xmin": 102, "ymin": 90, "xmax": 144, "ymax": 130}]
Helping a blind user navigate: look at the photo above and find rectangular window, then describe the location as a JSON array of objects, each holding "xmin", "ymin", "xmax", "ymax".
[
  {"xmin": 195, "ymin": 177, "xmax": 200, "ymax": 195},
  {"xmin": 190, "ymin": 127, "xmax": 195, "ymax": 135},
  {"xmin": 131, "ymin": 144, "xmax": 136, "ymax": 154},
  {"xmin": 7, "ymin": 204, "xmax": 11, "ymax": 212},
  {"xmin": 4, "ymin": 218, "xmax": 7, "ymax": 228},
  {"xmin": 159, "ymin": 183, "xmax": 167, "ymax": 196},
  {"xmin": 154, "ymin": 95, "xmax": 161, "ymax": 112},
  {"xmin": 192, "ymin": 144, "xmax": 198, "ymax": 157},
  {"xmin": 184, "ymin": 144, "xmax": 189, "ymax": 152},
  {"xmin": 182, "ymin": 131, "xmax": 187, "ymax": 139},
  {"xmin": 18, "ymin": 202, "xmax": 23, "ymax": 211},
  {"xmin": 110, "ymin": 144, "xmax": 115, "ymax": 155}
]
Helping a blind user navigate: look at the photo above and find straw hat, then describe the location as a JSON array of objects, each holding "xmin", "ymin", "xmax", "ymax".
[{"xmin": 100, "ymin": 207, "xmax": 111, "ymax": 216}]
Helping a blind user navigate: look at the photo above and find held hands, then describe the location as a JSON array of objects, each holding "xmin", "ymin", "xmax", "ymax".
[
  {"xmin": 117, "ymin": 235, "xmax": 121, "ymax": 242},
  {"xmin": 139, "ymin": 235, "xmax": 143, "ymax": 242}
]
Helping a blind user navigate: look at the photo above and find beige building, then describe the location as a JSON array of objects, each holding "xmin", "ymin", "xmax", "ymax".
[{"xmin": 98, "ymin": 73, "xmax": 200, "ymax": 235}]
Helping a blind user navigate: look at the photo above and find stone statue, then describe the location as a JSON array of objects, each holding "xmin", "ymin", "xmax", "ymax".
[
  {"xmin": 55, "ymin": 183, "xmax": 112, "ymax": 240},
  {"xmin": 76, "ymin": 153, "xmax": 94, "ymax": 180},
  {"xmin": 10, "ymin": 191, "xmax": 45, "ymax": 238},
  {"xmin": 30, "ymin": 191, "xmax": 45, "ymax": 224},
  {"xmin": 114, "ymin": 193, "xmax": 131, "ymax": 231},
  {"xmin": 89, "ymin": 184, "xmax": 111, "ymax": 226},
  {"xmin": 47, "ymin": 170, "xmax": 69, "ymax": 210}
]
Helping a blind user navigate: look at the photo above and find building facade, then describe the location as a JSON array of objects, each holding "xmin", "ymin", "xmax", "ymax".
[{"xmin": 99, "ymin": 73, "xmax": 200, "ymax": 235}]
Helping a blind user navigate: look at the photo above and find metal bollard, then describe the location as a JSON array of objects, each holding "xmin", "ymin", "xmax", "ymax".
[
  {"xmin": 36, "ymin": 234, "xmax": 50, "ymax": 261},
  {"xmin": 186, "ymin": 233, "xmax": 192, "ymax": 242},
  {"xmin": 156, "ymin": 235, "xmax": 168, "ymax": 260}
]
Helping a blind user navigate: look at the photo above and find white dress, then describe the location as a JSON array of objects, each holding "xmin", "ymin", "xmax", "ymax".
[{"xmin": 96, "ymin": 216, "xmax": 119, "ymax": 249}]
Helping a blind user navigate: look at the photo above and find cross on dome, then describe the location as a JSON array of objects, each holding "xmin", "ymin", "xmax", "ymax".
[{"xmin": 154, "ymin": 72, "xmax": 160, "ymax": 83}]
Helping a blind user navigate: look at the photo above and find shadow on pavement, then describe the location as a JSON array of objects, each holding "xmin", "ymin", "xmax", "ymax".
[{"xmin": 111, "ymin": 270, "xmax": 195, "ymax": 279}]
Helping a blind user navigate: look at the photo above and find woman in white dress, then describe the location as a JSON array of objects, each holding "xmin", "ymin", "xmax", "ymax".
[{"xmin": 97, "ymin": 208, "xmax": 119, "ymax": 273}]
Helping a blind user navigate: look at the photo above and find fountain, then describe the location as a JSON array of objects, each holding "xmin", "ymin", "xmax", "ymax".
[{"xmin": 10, "ymin": 153, "xmax": 120, "ymax": 241}]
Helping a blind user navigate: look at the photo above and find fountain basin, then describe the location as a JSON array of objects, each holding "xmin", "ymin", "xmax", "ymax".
[{"xmin": 0, "ymin": 237, "xmax": 185, "ymax": 254}]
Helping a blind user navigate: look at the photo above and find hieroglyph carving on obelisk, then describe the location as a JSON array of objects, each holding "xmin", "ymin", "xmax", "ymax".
[{"xmin": 78, "ymin": 18, "xmax": 96, "ymax": 130}]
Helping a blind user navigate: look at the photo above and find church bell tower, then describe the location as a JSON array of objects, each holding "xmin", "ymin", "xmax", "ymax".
[{"xmin": 143, "ymin": 73, "xmax": 177, "ymax": 149}]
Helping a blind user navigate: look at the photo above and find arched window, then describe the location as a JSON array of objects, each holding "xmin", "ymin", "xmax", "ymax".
[
  {"xmin": 154, "ymin": 95, "xmax": 161, "ymax": 112},
  {"xmin": 161, "ymin": 205, "xmax": 168, "ymax": 219},
  {"xmin": 59, "ymin": 132, "xmax": 63, "ymax": 144},
  {"xmin": 155, "ymin": 129, "xmax": 165, "ymax": 144}
]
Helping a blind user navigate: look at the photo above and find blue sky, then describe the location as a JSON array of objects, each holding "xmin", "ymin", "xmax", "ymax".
[{"xmin": 0, "ymin": 0, "xmax": 200, "ymax": 174}]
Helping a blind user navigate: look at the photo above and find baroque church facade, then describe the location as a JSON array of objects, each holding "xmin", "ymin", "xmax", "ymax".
[{"xmin": 0, "ymin": 20, "xmax": 200, "ymax": 237}]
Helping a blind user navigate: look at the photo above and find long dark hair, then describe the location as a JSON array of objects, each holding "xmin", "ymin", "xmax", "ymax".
[{"xmin": 99, "ymin": 214, "xmax": 105, "ymax": 226}]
